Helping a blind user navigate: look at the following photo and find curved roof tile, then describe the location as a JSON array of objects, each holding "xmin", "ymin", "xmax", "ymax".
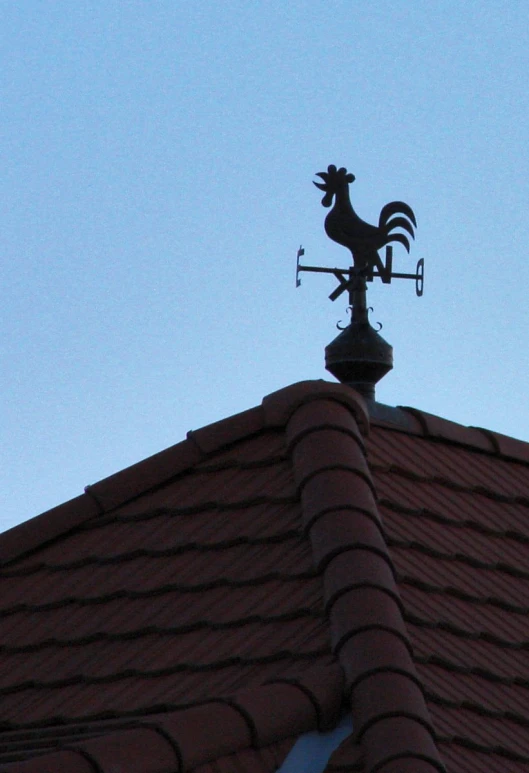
[{"xmin": 1, "ymin": 380, "xmax": 528, "ymax": 771}]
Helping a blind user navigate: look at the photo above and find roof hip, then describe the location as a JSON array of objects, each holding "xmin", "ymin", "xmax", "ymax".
[{"xmin": 285, "ymin": 394, "xmax": 446, "ymax": 773}]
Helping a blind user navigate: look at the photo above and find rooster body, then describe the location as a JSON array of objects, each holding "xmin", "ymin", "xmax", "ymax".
[{"xmin": 314, "ymin": 165, "xmax": 416, "ymax": 271}]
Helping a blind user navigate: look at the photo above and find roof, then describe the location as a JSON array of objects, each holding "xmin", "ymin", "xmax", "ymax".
[{"xmin": 0, "ymin": 379, "xmax": 528, "ymax": 772}]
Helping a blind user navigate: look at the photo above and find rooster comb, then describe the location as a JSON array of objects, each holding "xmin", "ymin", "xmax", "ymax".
[{"xmin": 314, "ymin": 165, "xmax": 355, "ymax": 192}]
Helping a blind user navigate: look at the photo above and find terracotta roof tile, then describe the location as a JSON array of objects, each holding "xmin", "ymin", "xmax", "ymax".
[
  {"xmin": 0, "ymin": 495, "xmax": 100, "ymax": 567},
  {"xmin": 367, "ymin": 416, "xmax": 529, "ymax": 770},
  {"xmin": 397, "ymin": 407, "xmax": 496, "ymax": 452},
  {"xmin": 438, "ymin": 742, "xmax": 529, "ymax": 773},
  {"xmin": 0, "ymin": 670, "xmax": 341, "ymax": 769},
  {"xmin": 262, "ymin": 380, "xmax": 369, "ymax": 433},
  {"xmin": 1, "ymin": 379, "xmax": 529, "ymax": 772},
  {"xmin": 190, "ymin": 738, "xmax": 296, "ymax": 773}
]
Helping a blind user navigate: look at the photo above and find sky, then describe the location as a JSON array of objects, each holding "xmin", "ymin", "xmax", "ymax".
[{"xmin": 1, "ymin": 1, "xmax": 528, "ymax": 533}]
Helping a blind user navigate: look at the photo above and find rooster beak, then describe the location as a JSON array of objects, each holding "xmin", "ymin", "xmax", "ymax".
[{"xmin": 313, "ymin": 181, "xmax": 327, "ymax": 191}]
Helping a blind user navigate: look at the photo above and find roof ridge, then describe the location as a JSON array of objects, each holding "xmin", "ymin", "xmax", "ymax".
[
  {"xmin": 374, "ymin": 404, "xmax": 529, "ymax": 464},
  {"xmin": 0, "ymin": 381, "xmax": 367, "ymax": 567}
]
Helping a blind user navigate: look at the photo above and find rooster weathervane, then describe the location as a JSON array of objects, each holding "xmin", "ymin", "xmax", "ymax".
[{"xmin": 296, "ymin": 165, "xmax": 424, "ymax": 305}]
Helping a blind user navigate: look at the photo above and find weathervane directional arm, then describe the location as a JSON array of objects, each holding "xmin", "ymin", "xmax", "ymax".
[{"xmin": 296, "ymin": 247, "xmax": 424, "ymax": 299}]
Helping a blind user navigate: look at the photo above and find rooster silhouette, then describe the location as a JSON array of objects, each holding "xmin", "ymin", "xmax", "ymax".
[{"xmin": 314, "ymin": 165, "xmax": 417, "ymax": 271}]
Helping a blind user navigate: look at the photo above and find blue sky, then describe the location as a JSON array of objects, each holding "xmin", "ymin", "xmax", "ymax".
[{"xmin": 1, "ymin": 2, "xmax": 528, "ymax": 532}]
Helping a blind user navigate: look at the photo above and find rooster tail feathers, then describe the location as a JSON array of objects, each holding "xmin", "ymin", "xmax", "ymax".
[
  {"xmin": 386, "ymin": 232, "xmax": 412, "ymax": 253},
  {"xmin": 383, "ymin": 215, "xmax": 416, "ymax": 239},
  {"xmin": 379, "ymin": 201, "xmax": 417, "ymax": 230}
]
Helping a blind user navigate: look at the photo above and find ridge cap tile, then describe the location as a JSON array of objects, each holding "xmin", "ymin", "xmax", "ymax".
[
  {"xmin": 367, "ymin": 402, "xmax": 424, "ymax": 435},
  {"xmin": 87, "ymin": 436, "xmax": 204, "ymax": 513},
  {"xmin": 475, "ymin": 427, "xmax": 529, "ymax": 464},
  {"xmin": 371, "ymin": 401, "xmax": 529, "ymax": 465},
  {"xmin": 0, "ymin": 667, "xmax": 341, "ymax": 772},
  {"xmin": 263, "ymin": 380, "xmax": 369, "ymax": 436},
  {"xmin": 1, "ymin": 380, "xmax": 366, "ymax": 566},
  {"xmin": 285, "ymin": 400, "xmax": 445, "ymax": 773},
  {"xmin": 0, "ymin": 494, "xmax": 100, "ymax": 568},
  {"xmin": 187, "ymin": 405, "xmax": 265, "ymax": 455},
  {"xmin": 396, "ymin": 406, "xmax": 495, "ymax": 453},
  {"xmin": 188, "ymin": 738, "xmax": 297, "ymax": 773},
  {"xmin": 362, "ymin": 715, "xmax": 445, "ymax": 773},
  {"xmin": 155, "ymin": 701, "xmax": 250, "ymax": 770},
  {"xmin": 68, "ymin": 727, "xmax": 176, "ymax": 773},
  {"xmin": 0, "ymin": 399, "xmax": 268, "ymax": 566},
  {"xmin": 324, "ymin": 732, "xmax": 364, "ymax": 771},
  {"xmin": 268, "ymin": 663, "xmax": 344, "ymax": 732},
  {"xmin": 232, "ymin": 683, "xmax": 320, "ymax": 747},
  {"xmin": 0, "ymin": 749, "xmax": 97, "ymax": 773},
  {"xmin": 5, "ymin": 377, "xmax": 529, "ymax": 773},
  {"xmin": 394, "ymin": 405, "xmax": 529, "ymax": 463}
]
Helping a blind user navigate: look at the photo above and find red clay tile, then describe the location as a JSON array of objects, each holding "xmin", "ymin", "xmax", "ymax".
[
  {"xmin": 272, "ymin": 663, "xmax": 344, "ymax": 731},
  {"xmin": 384, "ymin": 512, "xmax": 529, "ymax": 579},
  {"xmin": 262, "ymin": 380, "xmax": 369, "ymax": 435},
  {"xmin": 194, "ymin": 430, "xmax": 286, "ymax": 469},
  {"xmin": 381, "ymin": 760, "xmax": 443, "ymax": 773},
  {"xmin": 417, "ymin": 662, "xmax": 529, "ymax": 719},
  {"xmin": 397, "ymin": 406, "xmax": 495, "ymax": 453},
  {"xmin": 429, "ymin": 702, "xmax": 529, "ymax": 760},
  {"xmin": 438, "ymin": 742, "xmax": 528, "ymax": 773},
  {"xmin": 1, "ymin": 750, "xmax": 96, "ymax": 772},
  {"xmin": 340, "ymin": 632, "xmax": 416, "ymax": 691},
  {"xmin": 330, "ymin": 587, "xmax": 407, "ymax": 654},
  {"xmin": 0, "ymin": 494, "xmax": 100, "ymax": 567},
  {"xmin": 75, "ymin": 727, "xmax": 177, "ymax": 773},
  {"xmin": 321, "ymin": 551, "xmax": 397, "ymax": 623},
  {"xmin": 188, "ymin": 406, "xmax": 265, "ymax": 455},
  {"xmin": 375, "ymin": 476, "xmax": 529, "ymax": 536},
  {"xmin": 300, "ymin": 472, "xmax": 378, "ymax": 536},
  {"xmin": 191, "ymin": 738, "xmax": 296, "ymax": 773},
  {"xmin": 156, "ymin": 702, "xmax": 251, "ymax": 769},
  {"xmin": 233, "ymin": 683, "xmax": 318, "ymax": 746},
  {"xmin": 410, "ymin": 624, "xmax": 529, "ymax": 682},
  {"xmin": 290, "ymin": 429, "xmax": 367, "ymax": 491},
  {"xmin": 87, "ymin": 437, "xmax": 204, "ymax": 513},
  {"xmin": 325, "ymin": 732, "xmax": 364, "ymax": 769},
  {"xmin": 309, "ymin": 509, "xmax": 386, "ymax": 572},
  {"xmin": 3, "ymin": 379, "xmax": 529, "ymax": 773},
  {"xmin": 286, "ymin": 400, "xmax": 366, "ymax": 455},
  {"xmin": 370, "ymin": 409, "xmax": 424, "ymax": 437},
  {"xmin": 475, "ymin": 427, "xmax": 529, "ymax": 463},
  {"xmin": 361, "ymin": 716, "xmax": 442, "ymax": 773}
]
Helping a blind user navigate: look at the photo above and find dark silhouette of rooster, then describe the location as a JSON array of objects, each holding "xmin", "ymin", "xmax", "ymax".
[{"xmin": 314, "ymin": 165, "xmax": 417, "ymax": 271}]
